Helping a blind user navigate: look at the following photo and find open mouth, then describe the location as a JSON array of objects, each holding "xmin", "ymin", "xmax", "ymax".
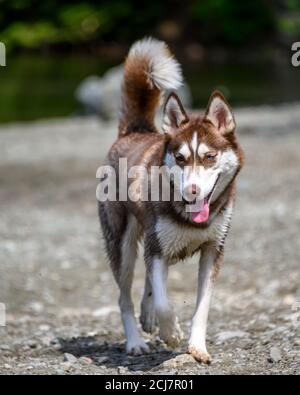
[{"xmin": 185, "ymin": 174, "xmax": 220, "ymax": 224}]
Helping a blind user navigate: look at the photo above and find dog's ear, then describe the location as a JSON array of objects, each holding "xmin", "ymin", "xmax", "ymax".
[
  {"xmin": 162, "ymin": 92, "xmax": 189, "ymax": 135},
  {"xmin": 204, "ymin": 91, "xmax": 236, "ymax": 135}
]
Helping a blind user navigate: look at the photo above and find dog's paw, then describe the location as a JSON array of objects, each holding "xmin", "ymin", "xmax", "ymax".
[
  {"xmin": 126, "ymin": 339, "xmax": 150, "ymax": 356},
  {"xmin": 187, "ymin": 345, "xmax": 212, "ymax": 364},
  {"xmin": 160, "ymin": 317, "xmax": 183, "ymax": 348}
]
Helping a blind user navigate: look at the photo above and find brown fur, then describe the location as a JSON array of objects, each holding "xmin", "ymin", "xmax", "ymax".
[{"xmin": 119, "ymin": 55, "xmax": 160, "ymax": 135}]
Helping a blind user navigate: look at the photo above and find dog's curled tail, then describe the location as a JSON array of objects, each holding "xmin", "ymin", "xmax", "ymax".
[{"xmin": 119, "ymin": 37, "xmax": 182, "ymax": 135}]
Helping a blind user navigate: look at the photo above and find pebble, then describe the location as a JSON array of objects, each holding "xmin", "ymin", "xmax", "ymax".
[
  {"xmin": 63, "ymin": 353, "xmax": 78, "ymax": 364},
  {"xmin": 23, "ymin": 339, "xmax": 38, "ymax": 349},
  {"xmin": 160, "ymin": 353, "xmax": 195, "ymax": 369},
  {"xmin": 118, "ymin": 366, "xmax": 128, "ymax": 374},
  {"xmin": 28, "ymin": 302, "xmax": 44, "ymax": 314},
  {"xmin": 97, "ymin": 356, "xmax": 108, "ymax": 364},
  {"xmin": 62, "ymin": 362, "xmax": 73, "ymax": 372},
  {"xmin": 269, "ymin": 347, "xmax": 282, "ymax": 363},
  {"xmin": 41, "ymin": 336, "xmax": 52, "ymax": 346},
  {"xmin": 79, "ymin": 357, "xmax": 93, "ymax": 365},
  {"xmin": 39, "ymin": 324, "xmax": 50, "ymax": 332},
  {"xmin": 283, "ymin": 295, "xmax": 296, "ymax": 306},
  {"xmin": 0, "ymin": 345, "xmax": 11, "ymax": 351},
  {"xmin": 216, "ymin": 331, "xmax": 248, "ymax": 344}
]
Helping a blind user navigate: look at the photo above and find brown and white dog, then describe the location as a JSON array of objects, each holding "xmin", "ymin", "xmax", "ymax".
[{"xmin": 98, "ymin": 38, "xmax": 244, "ymax": 363}]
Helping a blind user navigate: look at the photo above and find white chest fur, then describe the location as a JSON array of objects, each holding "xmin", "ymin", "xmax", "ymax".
[{"xmin": 155, "ymin": 205, "xmax": 233, "ymax": 263}]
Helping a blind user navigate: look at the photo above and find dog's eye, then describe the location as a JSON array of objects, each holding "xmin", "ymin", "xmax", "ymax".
[
  {"xmin": 175, "ymin": 153, "xmax": 185, "ymax": 163},
  {"xmin": 206, "ymin": 153, "xmax": 217, "ymax": 161}
]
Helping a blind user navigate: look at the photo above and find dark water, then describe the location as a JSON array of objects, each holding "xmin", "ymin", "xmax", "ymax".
[{"xmin": 0, "ymin": 54, "xmax": 299, "ymax": 123}]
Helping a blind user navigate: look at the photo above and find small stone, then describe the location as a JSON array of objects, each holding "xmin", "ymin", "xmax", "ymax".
[
  {"xmin": 97, "ymin": 356, "xmax": 108, "ymax": 364},
  {"xmin": 118, "ymin": 366, "xmax": 128, "ymax": 374},
  {"xmin": 269, "ymin": 347, "xmax": 282, "ymax": 363},
  {"xmin": 283, "ymin": 295, "xmax": 296, "ymax": 306},
  {"xmin": 24, "ymin": 339, "xmax": 38, "ymax": 349},
  {"xmin": 39, "ymin": 324, "xmax": 50, "ymax": 332},
  {"xmin": 0, "ymin": 345, "xmax": 11, "ymax": 351},
  {"xmin": 29, "ymin": 301, "xmax": 44, "ymax": 314},
  {"xmin": 79, "ymin": 357, "xmax": 93, "ymax": 365},
  {"xmin": 62, "ymin": 362, "xmax": 73, "ymax": 372},
  {"xmin": 4, "ymin": 364, "xmax": 12, "ymax": 369},
  {"xmin": 161, "ymin": 353, "xmax": 195, "ymax": 369},
  {"xmin": 63, "ymin": 353, "xmax": 77, "ymax": 364},
  {"xmin": 87, "ymin": 331, "xmax": 98, "ymax": 337},
  {"xmin": 41, "ymin": 336, "xmax": 52, "ymax": 346},
  {"xmin": 294, "ymin": 339, "xmax": 300, "ymax": 346},
  {"xmin": 216, "ymin": 331, "xmax": 248, "ymax": 344}
]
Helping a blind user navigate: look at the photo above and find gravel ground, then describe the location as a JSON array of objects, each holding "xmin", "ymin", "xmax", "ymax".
[{"xmin": 0, "ymin": 104, "xmax": 300, "ymax": 375}]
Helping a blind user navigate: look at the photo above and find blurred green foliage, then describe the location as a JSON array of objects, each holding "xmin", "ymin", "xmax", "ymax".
[
  {"xmin": 0, "ymin": 0, "xmax": 299, "ymax": 52},
  {"xmin": 190, "ymin": 0, "xmax": 275, "ymax": 46}
]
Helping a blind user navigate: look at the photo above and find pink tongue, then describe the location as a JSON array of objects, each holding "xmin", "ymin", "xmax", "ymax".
[{"xmin": 191, "ymin": 201, "xmax": 210, "ymax": 223}]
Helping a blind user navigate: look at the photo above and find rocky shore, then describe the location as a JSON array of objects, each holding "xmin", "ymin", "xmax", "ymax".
[{"xmin": 0, "ymin": 103, "xmax": 299, "ymax": 374}]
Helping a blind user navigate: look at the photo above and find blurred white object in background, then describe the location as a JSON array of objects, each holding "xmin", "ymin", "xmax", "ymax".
[
  {"xmin": 0, "ymin": 303, "xmax": 6, "ymax": 327},
  {"xmin": 76, "ymin": 64, "xmax": 192, "ymax": 120}
]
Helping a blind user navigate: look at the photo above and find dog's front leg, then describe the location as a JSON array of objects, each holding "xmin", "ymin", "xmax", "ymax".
[
  {"xmin": 188, "ymin": 243, "xmax": 223, "ymax": 363},
  {"xmin": 150, "ymin": 257, "xmax": 183, "ymax": 348}
]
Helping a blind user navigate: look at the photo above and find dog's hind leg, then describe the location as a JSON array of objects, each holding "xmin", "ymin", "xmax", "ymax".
[
  {"xmin": 140, "ymin": 272, "xmax": 157, "ymax": 334},
  {"xmin": 99, "ymin": 205, "xmax": 149, "ymax": 355},
  {"xmin": 118, "ymin": 216, "xmax": 150, "ymax": 355}
]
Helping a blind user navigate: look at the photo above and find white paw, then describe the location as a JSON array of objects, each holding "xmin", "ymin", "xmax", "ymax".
[
  {"xmin": 159, "ymin": 315, "xmax": 183, "ymax": 348},
  {"xmin": 187, "ymin": 345, "xmax": 212, "ymax": 364},
  {"xmin": 126, "ymin": 339, "xmax": 150, "ymax": 356}
]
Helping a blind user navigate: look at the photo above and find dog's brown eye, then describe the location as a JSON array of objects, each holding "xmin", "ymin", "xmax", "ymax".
[
  {"xmin": 175, "ymin": 153, "xmax": 185, "ymax": 163},
  {"xmin": 206, "ymin": 153, "xmax": 217, "ymax": 161}
]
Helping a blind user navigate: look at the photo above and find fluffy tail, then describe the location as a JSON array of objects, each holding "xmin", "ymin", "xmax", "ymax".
[{"xmin": 119, "ymin": 37, "xmax": 182, "ymax": 135}]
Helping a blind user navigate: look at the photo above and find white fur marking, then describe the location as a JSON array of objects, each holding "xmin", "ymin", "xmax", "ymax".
[
  {"xmin": 212, "ymin": 149, "xmax": 239, "ymax": 202},
  {"xmin": 152, "ymin": 257, "xmax": 169, "ymax": 312},
  {"xmin": 197, "ymin": 143, "xmax": 210, "ymax": 158},
  {"xmin": 178, "ymin": 143, "xmax": 191, "ymax": 160},
  {"xmin": 152, "ymin": 257, "xmax": 183, "ymax": 346},
  {"xmin": 191, "ymin": 132, "xmax": 198, "ymax": 159},
  {"xmin": 129, "ymin": 38, "xmax": 182, "ymax": 91},
  {"xmin": 155, "ymin": 210, "xmax": 231, "ymax": 263},
  {"xmin": 188, "ymin": 246, "xmax": 215, "ymax": 353},
  {"xmin": 119, "ymin": 216, "xmax": 148, "ymax": 355}
]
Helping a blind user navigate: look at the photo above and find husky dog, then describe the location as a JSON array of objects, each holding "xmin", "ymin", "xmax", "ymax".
[{"xmin": 98, "ymin": 38, "xmax": 244, "ymax": 363}]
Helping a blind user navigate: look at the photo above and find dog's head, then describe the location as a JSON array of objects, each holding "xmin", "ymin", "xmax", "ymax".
[{"xmin": 162, "ymin": 91, "xmax": 244, "ymax": 223}]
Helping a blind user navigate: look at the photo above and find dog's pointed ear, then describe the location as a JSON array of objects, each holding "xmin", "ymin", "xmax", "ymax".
[
  {"xmin": 162, "ymin": 93, "xmax": 189, "ymax": 135},
  {"xmin": 204, "ymin": 91, "xmax": 236, "ymax": 135}
]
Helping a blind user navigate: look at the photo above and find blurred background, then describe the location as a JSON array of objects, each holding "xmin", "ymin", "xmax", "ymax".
[{"xmin": 0, "ymin": 0, "xmax": 300, "ymax": 122}]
